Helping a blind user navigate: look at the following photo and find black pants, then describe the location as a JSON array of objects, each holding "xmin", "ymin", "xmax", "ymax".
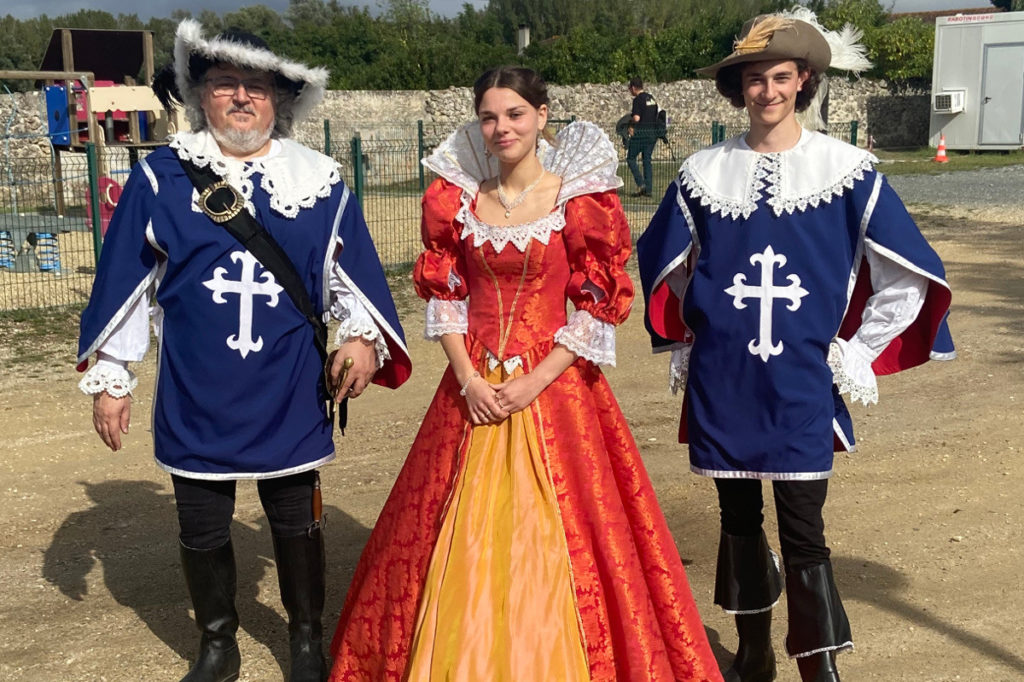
[
  {"xmin": 715, "ymin": 477, "xmax": 830, "ymax": 571},
  {"xmin": 172, "ymin": 471, "xmax": 316, "ymax": 550}
]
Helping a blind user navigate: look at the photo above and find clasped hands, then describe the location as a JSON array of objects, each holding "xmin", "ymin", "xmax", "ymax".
[{"xmin": 463, "ymin": 372, "xmax": 541, "ymax": 426}]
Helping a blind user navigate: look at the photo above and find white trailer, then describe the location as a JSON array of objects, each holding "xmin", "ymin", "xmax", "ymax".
[{"xmin": 930, "ymin": 11, "xmax": 1024, "ymax": 151}]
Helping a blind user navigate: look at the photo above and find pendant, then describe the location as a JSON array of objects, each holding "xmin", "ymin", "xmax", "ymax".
[{"xmin": 504, "ymin": 210, "xmax": 511, "ymax": 218}]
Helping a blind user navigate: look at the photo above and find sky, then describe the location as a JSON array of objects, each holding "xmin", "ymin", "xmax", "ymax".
[{"xmin": 1, "ymin": 0, "xmax": 999, "ymax": 22}]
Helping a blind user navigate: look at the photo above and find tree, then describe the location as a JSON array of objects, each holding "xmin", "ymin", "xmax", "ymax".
[
  {"xmin": 871, "ymin": 16, "xmax": 934, "ymax": 82},
  {"xmin": 221, "ymin": 5, "xmax": 289, "ymax": 46}
]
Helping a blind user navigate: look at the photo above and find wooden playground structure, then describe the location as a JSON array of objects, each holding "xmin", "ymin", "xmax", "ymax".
[{"xmin": 0, "ymin": 28, "xmax": 184, "ymax": 296}]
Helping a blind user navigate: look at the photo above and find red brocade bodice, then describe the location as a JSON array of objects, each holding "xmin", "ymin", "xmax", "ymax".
[{"xmin": 413, "ymin": 178, "xmax": 634, "ymax": 363}]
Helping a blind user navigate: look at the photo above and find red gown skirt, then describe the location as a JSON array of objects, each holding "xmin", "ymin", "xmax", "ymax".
[{"xmin": 329, "ymin": 338, "xmax": 722, "ymax": 681}]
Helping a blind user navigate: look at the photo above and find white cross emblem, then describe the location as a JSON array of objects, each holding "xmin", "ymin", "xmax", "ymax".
[
  {"xmin": 203, "ymin": 250, "xmax": 284, "ymax": 358},
  {"xmin": 724, "ymin": 245, "xmax": 809, "ymax": 362}
]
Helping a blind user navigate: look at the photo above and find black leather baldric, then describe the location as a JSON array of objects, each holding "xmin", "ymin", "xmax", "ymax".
[{"xmin": 177, "ymin": 155, "xmax": 347, "ymax": 432}]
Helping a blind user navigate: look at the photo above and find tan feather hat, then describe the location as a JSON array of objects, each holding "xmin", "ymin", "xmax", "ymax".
[{"xmin": 696, "ymin": 15, "xmax": 831, "ymax": 77}]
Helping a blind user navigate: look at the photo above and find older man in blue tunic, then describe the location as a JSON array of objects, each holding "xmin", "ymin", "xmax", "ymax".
[{"xmin": 76, "ymin": 20, "xmax": 410, "ymax": 682}]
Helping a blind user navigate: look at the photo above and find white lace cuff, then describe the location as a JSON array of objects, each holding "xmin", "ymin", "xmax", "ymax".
[
  {"xmin": 425, "ymin": 298, "xmax": 468, "ymax": 339},
  {"xmin": 669, "ymin": 345, "xmax": 692, "ymax": 396},
  {"xmin": 334, "ymin": 318, "xmax": 390, "ymax": 370},
  {"xmin": 79, "ymin": 360, "xmax": 138, "ymax": 398},
  {"xmin": 554, "ymin": 309, "xmax": 616, "ymax": 366},
  {"xmin": 828, "ymin": 338, "xmax": 878, "ymax": 406}
]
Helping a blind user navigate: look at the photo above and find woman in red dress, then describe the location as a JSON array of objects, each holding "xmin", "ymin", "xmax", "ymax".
[{"xmin": 329, "ymin": 66, "xmax": 722, "ymax": 682}]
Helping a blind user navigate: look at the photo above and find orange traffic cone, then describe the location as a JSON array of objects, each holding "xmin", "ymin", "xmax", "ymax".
[{"xmin": 933, "ymin": 134, "xmax": 949, "ymax": 163}]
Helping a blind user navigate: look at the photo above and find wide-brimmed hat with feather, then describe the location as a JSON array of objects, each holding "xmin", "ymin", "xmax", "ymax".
[
  {"xmin": 152, "ymin": 19, "xmax": 327, "ymax": 137},
  {"xmin": 697, "ymin": 16, "xmax": 831, "ymax": 77},
  {"xmin": 696, "ymin": 7, "xmax": 871, "ymax": 78}
]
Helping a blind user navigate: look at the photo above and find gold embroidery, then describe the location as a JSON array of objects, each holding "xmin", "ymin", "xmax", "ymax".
[{"xmin": 479, "ymin": 242, "xmax": 533, "ymax": 360}]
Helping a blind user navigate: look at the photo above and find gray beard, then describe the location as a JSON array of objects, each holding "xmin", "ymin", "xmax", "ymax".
[{"xmin": 209, "ymin": 121, "xmax": 274, "ymax": 156}]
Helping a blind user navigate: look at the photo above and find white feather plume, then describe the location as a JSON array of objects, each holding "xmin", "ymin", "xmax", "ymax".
[{"xmin": 781, "ymin": 5, "xmax": 872, "ymax": 73}]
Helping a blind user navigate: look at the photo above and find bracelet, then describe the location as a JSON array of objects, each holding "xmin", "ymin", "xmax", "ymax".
[{"xmin": 459, "ymin": 371, "xmax": 481, "ymax": 396}]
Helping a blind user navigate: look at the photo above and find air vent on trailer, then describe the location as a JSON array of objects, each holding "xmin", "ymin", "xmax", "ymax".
[{"xmin": 933, "ymin": 90, "xmax": 966, "ymax": 114}]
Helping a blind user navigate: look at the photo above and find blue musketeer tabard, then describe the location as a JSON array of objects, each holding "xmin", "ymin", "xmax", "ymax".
[
  {"xmin": 638, "ymin": 130, "xmax": 953, "ymax": 480},
  {"xmin": 78, "ymin": 132, "xmax": 410, "ymax": 479}
]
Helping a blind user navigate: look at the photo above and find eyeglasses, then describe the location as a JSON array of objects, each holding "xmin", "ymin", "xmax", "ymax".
[{"xmin": 205, "ymin": 76, "xmax": 273, "ymax": 101}]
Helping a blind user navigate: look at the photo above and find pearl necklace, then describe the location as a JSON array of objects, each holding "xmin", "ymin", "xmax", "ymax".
[{"xmin": 496, "ymin": 167, "xmax": 546, "ymax": 219}]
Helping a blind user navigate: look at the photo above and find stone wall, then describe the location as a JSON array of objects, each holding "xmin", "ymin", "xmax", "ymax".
[
  {"xmin": 3, "ymin": 78, "xmax": 932, "ymax": 161},
  {"xmin": 1, "ymin": 91, "xmax": 49, "ymax": 159}
]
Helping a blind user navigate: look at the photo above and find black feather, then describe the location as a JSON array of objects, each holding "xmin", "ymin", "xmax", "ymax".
[{"xmin": 151, "ymin": 63, "xmax": 182, "ymax": 112}]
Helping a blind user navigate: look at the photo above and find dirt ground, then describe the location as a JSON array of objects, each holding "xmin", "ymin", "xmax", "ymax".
[{"xmin": 1, "ymin": 202, "xmax": 1022, "ymax": 682}]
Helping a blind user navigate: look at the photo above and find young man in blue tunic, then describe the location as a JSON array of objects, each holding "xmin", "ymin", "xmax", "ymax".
[
  {"xmin": 76, "ymin": 20, "xmax": 411, "ymax": 682},
  {"xmin": 637, "ymin": 11, "xmax": 954, "ymax": 682}
]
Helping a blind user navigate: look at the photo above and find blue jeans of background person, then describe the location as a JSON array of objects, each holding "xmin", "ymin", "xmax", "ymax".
[{"xmin": 627, "ymin": 131, "xmax": 657, "ymax": 194}]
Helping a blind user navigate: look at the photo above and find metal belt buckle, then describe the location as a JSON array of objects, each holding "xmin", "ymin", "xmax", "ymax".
[{"xmin": 198, "ymin": 181, "xmax": 245, "ymax": 224}]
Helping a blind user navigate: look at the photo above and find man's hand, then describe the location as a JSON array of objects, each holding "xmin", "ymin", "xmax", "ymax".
[
  {"xmin": 329, "ymin": 337, "xmax": 377, "ymax": 400},
  {"xmin": 93, "ymin": 392, "xmax": 131, "ymax": 451}
]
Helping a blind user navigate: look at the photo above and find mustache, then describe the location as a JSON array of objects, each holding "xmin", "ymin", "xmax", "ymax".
[{"xmin": 226, "ymin": 105, "xmax": 257, "ymax": 115}]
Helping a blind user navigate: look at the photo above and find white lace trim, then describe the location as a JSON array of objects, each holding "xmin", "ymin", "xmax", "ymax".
[
  {"xmin": 79, "ymin": 363, "xmax": 138, "ymax": 398},
  {"xmin": 542, "ymin": 121, "xmax": 624, "ymax": 202},
  {"xmin": 669, "ymin": 345, "xmax": 692, "ymax": 395},
  {"xmin": 423, "ymin": 120, "xmax": 622, "ymax": 202},
  {"xmin": 679, "ymin": 158, "xmax": 766, "ymax": 221},
  {"xmin": 460, "ymin": 205, "xmax": 567, "ymax": 254},
  {"xmin": 554, "ymin": 309, "xmax": 616, "ymax": 367},
  {"xmin": 679, "ymin": 129, "xmax": 877, "ymax": 220},
  {"xmin": 424, "ymin": 297, "xmax": 469, "ymax": 338},
  {"xmin": 828, "ymin": 339, "xmax": 878, "ymax": 406},
  {"xmin": 486, "ymin": 352, "xmax": 524, "ymax": 374},
  {"xmin": 333, "ymin": 318, "xmax": 390, "ymax": 370},
  {"xmin": 425, "ymin": 120, "xmax": 622, "ymax": 253},
  {"xmin": 171, "ymin": 131, "xmax": 342, "ymax": 219}
]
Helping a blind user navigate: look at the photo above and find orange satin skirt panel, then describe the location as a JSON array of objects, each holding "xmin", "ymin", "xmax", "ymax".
[
  {"xmin": 329, "ymin": 341, "xmax": 722, "ymax": 682},
  {"xmin": 404, "ymin": 365, "xmax": 590, "ymax": 682}
]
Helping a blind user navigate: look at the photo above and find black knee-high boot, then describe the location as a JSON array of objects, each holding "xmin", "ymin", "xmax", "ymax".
[
  {"xmin": 273, "ymin": 529, "xmax": 328, "ymax": 682},
  {"xmin": 715, "ymin": 531, "xmax": 782, "ymax": 682},
  {"xmin": 726, "ymin": 610, "xmax": 776, "ymax": 682},
  {"xmin": 180, "ymin": 540, "xmax": 241, "ymax": 682},
  {"xmin": 785, "ymin": 561, "xmax": 851, "ymax": 682},
  {"xmin": 795, "ymin": 651, "xmax": 841, "ymax": 682}
]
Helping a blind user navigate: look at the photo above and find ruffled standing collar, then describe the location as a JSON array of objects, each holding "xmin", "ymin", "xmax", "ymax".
[
  {"xmin": 170, "ymin": 130, "xmax": 342, "ymax": 219},
  {"xmin": 679, "ymin": 128, "xmax": 877, "ymax": 220},
  {"xmin": 422, "ymin": 120, "xmax": 623, "ymax": 205}
]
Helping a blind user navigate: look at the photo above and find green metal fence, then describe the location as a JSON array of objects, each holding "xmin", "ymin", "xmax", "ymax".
[
  {"xmin": 1, "ymin": 119, "xmax": 860, "ymax": 312},
  {"xmin": 0, "ymin": 143, "xmax": 146, "ymax": 312}
]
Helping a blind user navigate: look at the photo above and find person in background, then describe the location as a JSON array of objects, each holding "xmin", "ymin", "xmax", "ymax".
[{"xmin": 627, "ymin": 76, "xmax": 660, "ymax": 197}]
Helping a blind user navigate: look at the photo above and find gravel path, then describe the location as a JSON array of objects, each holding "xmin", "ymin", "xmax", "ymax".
[{"xmin": 885, "ymin": 164, "xmax": 1024, "ymax": 208}]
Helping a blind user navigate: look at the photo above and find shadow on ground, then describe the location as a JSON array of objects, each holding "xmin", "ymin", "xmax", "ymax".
[
  {"xmin": 834, "ymin": 555, "xmax": 1024, "ymax": 674},
  {"xmin": 41, "ymin": 479, "xmax": 371, "ymax": 676}
]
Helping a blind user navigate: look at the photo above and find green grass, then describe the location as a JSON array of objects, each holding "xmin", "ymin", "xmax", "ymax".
[{"xmin": 874, "ymin": 148, "xmax": 1024, "ymax": 176}]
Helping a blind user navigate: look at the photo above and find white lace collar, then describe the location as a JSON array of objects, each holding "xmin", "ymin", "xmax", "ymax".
[
  {"xmin": 458, "ymin": 196, "xmax": 566, "ymax": 254},
  {"xmin": 678, "ymin": 129, "xmax": 877, "ymax": 220},
  {"xmin": 423, "ymin": 120, "xmax": 623, "ymax": 252},
  {"xmin": 422, "ymin": 120, "xmax": 623, "ymax": 205},
  {"xmin": 170, "ymin": 130, "xmax": 342, "ymax": 219}
]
